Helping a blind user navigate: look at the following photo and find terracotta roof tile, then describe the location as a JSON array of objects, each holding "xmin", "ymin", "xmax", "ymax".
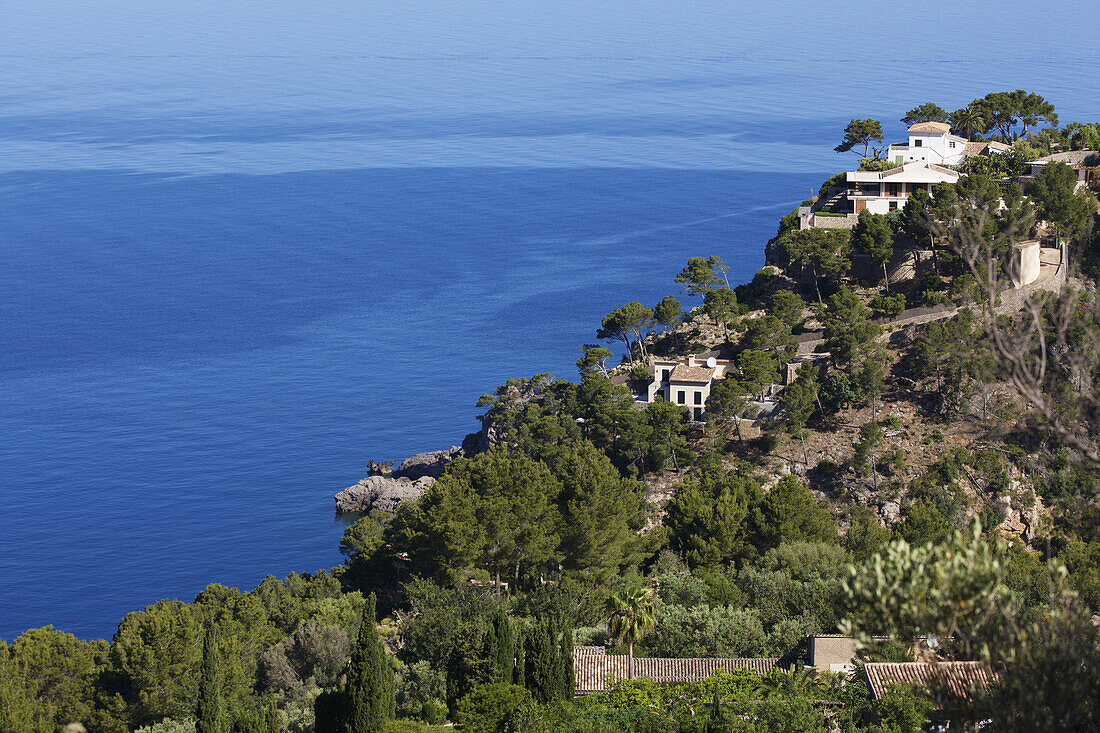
[
  {"xmin": 907, "ymin": 122, "xmax": 952, "ymax": 134},
  {"xmin": 575, "ymin": 655, "xmax": 779, "ymax": 694},
  {"xmin": 669, "ymin": 364, "xmax": 715, "ymax": 383},
  {"xmin": 864, "ymin": 662, "xmax": 997, "ymax": 703}
]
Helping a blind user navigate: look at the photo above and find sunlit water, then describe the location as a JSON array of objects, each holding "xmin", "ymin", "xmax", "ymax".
[{"xmin": 2, "ymin": 1, "xmax": 1098, "ymax": 640}]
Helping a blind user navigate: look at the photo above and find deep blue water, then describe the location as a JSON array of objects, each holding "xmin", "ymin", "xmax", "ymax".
[{"xmin": 2, "ymin": 1, "xmax": 1099, "ymax": 641}]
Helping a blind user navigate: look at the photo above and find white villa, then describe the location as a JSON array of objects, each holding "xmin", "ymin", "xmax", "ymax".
[
  {"xmin": 886, "ymin": 122, "xmax": 971, "ymax": 166},
  {"xmin": 845, "ymin": 161, "xmax": 959, "ymax": 215},
  {"xmin": 646, "ymin": 354, "xmax": 733, "ymax": 421}
]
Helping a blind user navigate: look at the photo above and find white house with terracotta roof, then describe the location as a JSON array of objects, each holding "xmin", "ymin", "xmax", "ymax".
[
  {"xmin": 845, "ymin": 161, "xmax": 960, "ymax": 215},
  {"xmin": 886, "ymin": 122, "xmax": 970, "ymax": 166}
]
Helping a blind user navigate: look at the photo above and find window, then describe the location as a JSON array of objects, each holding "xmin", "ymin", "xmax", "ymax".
[
  {"xmin": 949, "ymin": 141, "xmax": 956, "ymax": 149},
  {"xmin": 676, "ymin": 390, "xmax": 686, "ymax": 404},
  {"xmin": 693, "ymin": 407, "xmax": 704, "ymax": 421},
  {"xmin": 914, "ymin": 138, "xmax": 923, "ymax": 147},
  {"xmin": 661, "ymin": 368, "xmax": 671, "ymax": 381},
  {"xmin": 889, "ymin": 201, "xmax": 898, "ymax": 211},
  {"xmin": 885, "ymin": 182, "xmax": 900, "ymax": 197}
]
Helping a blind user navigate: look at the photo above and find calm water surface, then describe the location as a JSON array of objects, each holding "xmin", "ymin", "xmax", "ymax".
[{"xmin": 2, "ymin": 1, "xmax": 1098, "ymax": 640}]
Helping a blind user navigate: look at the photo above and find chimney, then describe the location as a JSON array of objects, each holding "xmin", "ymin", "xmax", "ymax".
[{"xmin": 687, "ymin": 355, "xmax": 696, "ymax": 367}]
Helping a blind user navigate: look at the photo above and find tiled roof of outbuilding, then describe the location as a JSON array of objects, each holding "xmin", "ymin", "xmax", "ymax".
[
  {"xmin": 864, "ymin": 661, "xmax": 997, "ymax": 703},
  {"xmin": 574, "ymin": 654, "xmax": 779, "ymax": 694}
]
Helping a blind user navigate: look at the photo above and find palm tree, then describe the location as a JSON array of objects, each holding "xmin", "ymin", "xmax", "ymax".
[
  {"xmin": 605, "ymin": 587, "xmax": 657, "ymax": 680},
  {"xmin": 753, "ymin": 668, "xmax": 823, "ymax": 699},
  {"xmin": 950, "ymin": 106, "xmax": 986, "ymax": 141}
]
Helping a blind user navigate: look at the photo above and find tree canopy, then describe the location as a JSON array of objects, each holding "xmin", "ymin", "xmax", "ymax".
[{"xmin": 835, "ymin": 118, "xmax": 885, "ymax": 158}]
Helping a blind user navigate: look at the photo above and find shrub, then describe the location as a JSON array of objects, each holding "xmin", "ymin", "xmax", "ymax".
[{"xmin": 453, "ymin": 683, "xmax": 534, "ymax": 733}]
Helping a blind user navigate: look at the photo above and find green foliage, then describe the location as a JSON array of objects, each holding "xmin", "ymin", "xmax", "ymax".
[
  {"xmin": 549, "ymin": 440, "xmax": 646, "ymax": 585},
  {"xmin": 0, "ymin": 626, "xmax": 108, "ymax": 732},
  {"xmin": 872, "ymin": 683, "xmax": 935, "ymax": 733},
  {"xmin": 454, "ymin": 683, "xmax": 534, "ymax": 733},
  {"xmin": 664, "ymin": 464, "xmax": 762, "ymax": 568},
  {"xmin": 845, "ymin": 507, "xmax": 892, "ymax": 561},
  {"xmin": 111, "ymin": 599, "xmax": 204, "ymax": 728},
  {"xmin": 949, "ymin": 104, "xmax": 986, "ymax": 140},
  {"xmin": 523, "ymin": 618, "xmax": 566, "ymax": 704},
  {"xmin": 901, "ymin": 102, "xmax": 948, "ymax": 126},
  {"xmin": 344, "ymin": 594, "xmax": 395, "ymax": 733},
  {"xmin": 597, "ymin": 302, "xmax": 655, "ymax": 360},
  {"xmin": 835, "ymin": 118, "xmax": 885, "ymax": 158},
  {"xmin": 743, "ymin": 314, "xmax": 795, "ymax": 359},
  {"xmin": 896, "ymin": 500, "xmax": 950, "ymax": 546},
  {"xmin": 576, "ymin": 345, "xmax": 614, "ymax": 377},
  {"xmin": 702, "ymin": 287, "xmax": 739, "ymax": 338},
  {"xmin": 768, "ymin": 289, "xmax": 805, "ymax": 330},
  {"xmin": 737, "ymin": 349, "xmax": 778, "ymax": 401},
  {"xmin": 852, "ymin": 210, "xmax": 894, "ymax": 288},
  {"xmin": 822, "ymin": 287, "xmax": 880, "ymax": 368},
  {"xmin": 970, "ymin": 89, "xmax": 1058, "ymax": 139},
  {"xmin": 1030, "ymin": 161, "xmax": 1097, "ymax": 241},
  {"xmin": 756, "ymin": 476, "xmax": 837, "ymax": 551},
  {"xmin": 413, "ymin": 447, "xmax": 561, "ymax": 587},
  {"xmin": 196, "ymin": 626, "xmax": 229, "ymax": 733},
  {"xmin": 675, "ymin": 256, "xmax": 729, "ymax": 299},
  {"xmin": 258, "ymin": 621, "xmax": 351, "ymax": 701},
  {"xmin": 841, "ymin": 524, "xmax": 1019, "ymax": 663},
  {"xmin": 652, "ymin": 296, "xmax": 683, "ymax": 331},
  {"xmin": 869, "ymin": 293, "xmax": 905, "ymax": 317},
  {"xmin": 640, "ymin": 604, "xmax": 767, "ymax": 659},
  {"xmin": 775, "ymin": 228, "xmax": 851, "ymax": 304},
  {"xmin": 858, "ymin": 158, "xmax": 901, "ymax": 172}
]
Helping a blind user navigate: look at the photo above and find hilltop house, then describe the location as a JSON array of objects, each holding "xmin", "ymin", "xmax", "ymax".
[
  {"xmin": 845, "ymin": 161, "xmax": 960, "ymax": 215},
  {"xmin": 646, "ymin": 354, "xmax": 734, "ymax": 421},
  {"xmin": 886, "ymin": 122, "xmax": 970, "ymax": 166}
]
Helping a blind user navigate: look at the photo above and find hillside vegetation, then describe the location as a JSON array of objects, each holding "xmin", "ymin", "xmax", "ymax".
[{"xmin": 5, "ymin": 92, "xmax": 1100, "ymax": 733}]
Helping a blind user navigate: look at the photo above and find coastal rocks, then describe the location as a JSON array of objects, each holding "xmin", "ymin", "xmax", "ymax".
[
  {"xmin": 334, "ymin": 475, "xmax": 435, "ymax": 514},
  {"xmin": 392, "ymin": 446, "xmax": 462, "ymax": 481}
]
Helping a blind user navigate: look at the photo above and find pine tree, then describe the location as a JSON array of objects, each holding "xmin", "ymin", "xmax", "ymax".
[
  {"xmin": 196, "ymin": 625, "xmax": 229, "ymax": 733},
  {"xmin": 343, "ymin": 593, "xmax": 394, "ymax": 733}
]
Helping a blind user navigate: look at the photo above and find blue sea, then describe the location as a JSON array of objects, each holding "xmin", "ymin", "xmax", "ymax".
[{"xmin": 2, "ymin": 1, "xmax": 1098, "ymax": 641}]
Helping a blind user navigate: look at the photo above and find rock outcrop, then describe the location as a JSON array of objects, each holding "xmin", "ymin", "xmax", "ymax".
[
  {"xmin": 392, "ymin": 446, "xmax": 462, "ymax": 481},
  {"xmin": 334, "ymin": 474, "xmax": 435, "ymax": 514}
]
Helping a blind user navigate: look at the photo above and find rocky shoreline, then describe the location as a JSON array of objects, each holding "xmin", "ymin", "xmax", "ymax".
[{"xmin": 334, "ymin": 446, "xmax": 462, "ymax": 513}]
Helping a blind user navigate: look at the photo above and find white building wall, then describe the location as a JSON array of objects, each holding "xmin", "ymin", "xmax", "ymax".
[
  {"xmin": 887, "ymin": 134, "xmax": 965, "ymax": 166},
  {"xmin": 864, "ymin": 198, "xmax": 893, "ymax": 215}
]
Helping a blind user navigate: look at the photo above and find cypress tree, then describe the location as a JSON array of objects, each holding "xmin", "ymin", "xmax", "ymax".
[
  {"xmin": 343, "ymin": 593, "xmax": 394, "ymax": 733},
  {"xmin": 513, "ymin": 626, "xmax": 525, "ymax": 688},
  {"xmin": 523, "ymin": 617, "xmax": 558, "ymax": 704},
  {"xmin": 484, "ymin": 608, "xmax": 515, "ymax": 685},
  {"xmin": 560, "ymin": 620, "xmax": 575, "ymax": 699},
  {"xmin": 196, "ymin": 625, "xmax": 229, "ymax": 733}
]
